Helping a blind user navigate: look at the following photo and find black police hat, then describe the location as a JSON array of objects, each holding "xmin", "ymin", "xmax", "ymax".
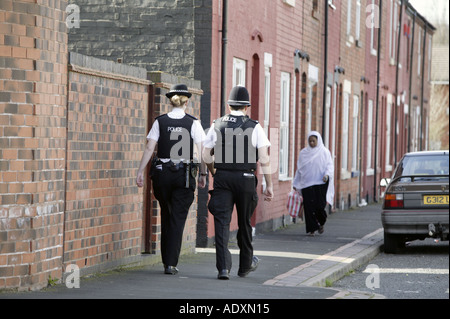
[
  {"xmin": 228, "ymin": 86, "xmax": 251, "ymax": 106},
  {"xmin": 166, "ymin": 84, "xmax": 192, "ymax": 99}
]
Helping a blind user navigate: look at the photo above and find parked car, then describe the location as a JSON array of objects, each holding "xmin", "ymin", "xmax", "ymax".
[{"xmin": 380, "ymin": 150, "xmax": 449, "ymax": 253}]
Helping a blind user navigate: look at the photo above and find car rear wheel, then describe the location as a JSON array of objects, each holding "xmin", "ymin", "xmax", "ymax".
[{"xmin": 383, "ymin": 232, "xmax": 405, "ymax": 253}]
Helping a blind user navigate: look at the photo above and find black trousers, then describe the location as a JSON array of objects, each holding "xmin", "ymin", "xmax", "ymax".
[
  {"xmin": 152, "ymin": 164, "xmax": 195, "ymax": 267},
  {"xmin": 208, "ymin": 170, "xmax": 258, "ymax": 272},
  {"xmin": 301, "ymin": 182, "xmax": 328, "ymax": 233}
]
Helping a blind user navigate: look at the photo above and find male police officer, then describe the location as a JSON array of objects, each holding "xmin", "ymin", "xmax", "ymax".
[
  {"xmin": 137, "ymin": 84, "xmax": 207, "ymax": 275},
  {"xmin": 203, "ymin": 86, "xmax": 273, "ymax": 280}
]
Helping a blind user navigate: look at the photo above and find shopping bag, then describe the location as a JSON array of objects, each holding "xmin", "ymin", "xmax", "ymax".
[{"xmin": 286, "ymin": 190, "xmax": 302, "ymax": 219}]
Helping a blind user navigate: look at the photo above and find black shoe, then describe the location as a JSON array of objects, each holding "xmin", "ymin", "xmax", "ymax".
[
  {"xmin": 218, "ymin": 269, "xmax": 230, "ymax": 280},
  {"xmin": 164, "ymin": 266, "xmax": 179, "ymax": 275},
  {"xmin": 238, "ymin": 256, "xmax": 259, "ymax": 277}
]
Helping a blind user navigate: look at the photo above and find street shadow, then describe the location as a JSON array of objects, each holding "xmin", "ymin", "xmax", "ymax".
[{"xmin": 396, "ymin": 238, "xmax": 449, "ymax": 255}]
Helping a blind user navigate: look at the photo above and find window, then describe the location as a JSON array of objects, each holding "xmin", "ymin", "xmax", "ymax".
[
  {"xmin": 233, "ymin": 58, "xmax": 246, "ymax": 87},
  {"xmin": 366, "ymin": 100, "xmax": 374, "ymax": 174},
  {"xmin": 307, "ymin": 83, "xmax": 313, "ymax": 134},
  {"xmin": 355, "ymin": 0, "xmax": 361, "ymax": 44},
  {"xmin": 428, "ymin": 37, "xmax": 432, "ymax": 81},
  {"xmin": 342, "ymin": 93, "xmax": 350, "ymax": 172},
  {"xmin": 347, "ymin": 0, "xmax": 353, "ymax": 38},
  {"xmin": 307, "ymin": 64, "xmax": 319, "ymax": 134},
  {"xmin": 389, "ymin": 0, "xmax": 398, "ymax": 62},
  {"xmin": 368, "ymin": 0, "xmax": 379, "ymax": 55},
  {"xmin": 417, "ymin": 29, "xmax": 422, "ymax": 76},
  {"xmin": 279, "ymin": 72, "xmax": 291, "ymax": 178},
  {"xmin": 386, "ymin": 102, "xmax": 392, "ymax": 170},
  {"xmin": 413, "ymin": 106, "xmax": 420, "ymax": 152},
  {"xmin": 324, "ymin": 86, "xmax": 332, "ymax": 148},
  {"xmin": 264, "ymin": 67, "xmax": 271, "ymax": 136},
  {"xmin": 352, "ymin": 95, "xmax": 359, "ymax": 172},
  {"xmin": 331, "ymin": 83, "xmax": 337, "ymax": 159}
]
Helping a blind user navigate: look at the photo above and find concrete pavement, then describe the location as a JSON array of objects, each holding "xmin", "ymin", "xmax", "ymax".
[{"xmin": 0, "ymin": 204, "xmax": 385, "ymax": 300}]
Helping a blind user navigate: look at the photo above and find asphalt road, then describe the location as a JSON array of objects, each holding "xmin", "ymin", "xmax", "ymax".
[{"xmin": 332, "ymin": 238, "xmax": 449, "ymax": 299}]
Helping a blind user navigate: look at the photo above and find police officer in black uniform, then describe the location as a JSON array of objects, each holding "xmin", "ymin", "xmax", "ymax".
[
  {"xmin": 137, "ymin": 84, "xmax": 207, "ymax": 275},
  {"xmin": 203, "ymin": 86, "xmax": 273, "ymax": 280}
]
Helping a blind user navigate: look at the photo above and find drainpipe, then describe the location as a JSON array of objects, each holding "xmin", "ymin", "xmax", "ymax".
[
  {"xmin": 373, "ymin": 0, "xmax": 382, "ymax": 202},
  {"xmin": 322, "ymin": 0, "xmax": 328, "ymax": 137},
  {"xmin": 394, "ymin": 0, "xmax": 404, "ymax": 167},
  {"xmin": 420, "ymin": 24, "xmax": 427, "ymax": 150},
  {"xmin": 407, "ymin": 11, "xmax": 416, "ymax": 152},
  {"xmin": 220, "ymin": 0, "xmax": 228, "ymax": 117}
]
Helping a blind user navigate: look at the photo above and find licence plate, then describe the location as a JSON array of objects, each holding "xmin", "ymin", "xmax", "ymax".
[{"xmin": 423, "ymin": 195, "xmax": 449, "ymax": 205}]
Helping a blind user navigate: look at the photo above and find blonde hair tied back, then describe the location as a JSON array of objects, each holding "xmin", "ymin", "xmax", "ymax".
[{"xmin": 170, "ymin": 95, "xmax": 189, "ymax": 107}]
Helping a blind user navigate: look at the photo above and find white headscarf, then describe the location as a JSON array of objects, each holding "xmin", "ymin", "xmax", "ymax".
[{"xmin": 293, "ymin": 131, "xmax": 335, "ymax": 205}]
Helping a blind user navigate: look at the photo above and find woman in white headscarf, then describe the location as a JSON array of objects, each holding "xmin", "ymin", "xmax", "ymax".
[{"xmin": 293, "ymin": 131, "xmax": 334, "ymax": 235}]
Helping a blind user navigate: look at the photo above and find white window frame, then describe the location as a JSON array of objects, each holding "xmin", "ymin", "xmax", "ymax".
[
  {"xmin": 342, "ymin": 92, "xmax": 350, "ymax": 173},
  {"xmin": 331, "ymin": 82, "xmax": 337, "ymax": 159},
  {"xmin": 279, "ymin": 72, "xmax": 291, "ymax": 179},
  {"xmin": 385, "ymin": 101, "xmax": 392, "ymax": 171},
  {"xmin": 232, "ymin": 57, "xmax": 246, "ymax": 87},
  {"xmin": 324, "ymin": 86, "xmax": 332, "ymax": 148},
  {"xmin": 355, "ymin": 0, "xmax": 361, "ymax": 43},
  {"xmin": 366, "ymin": 99, "xmax": 374, "ymax": 175},
  {"xmin": 264, "ymin": 67, "xmax": 271, "ymax": 137},
  {"xmin": 352, "ymin": 95, "xmax": 359, "ymax": 172},
  {"xmin": 369, "ymin": 0, "xmax": 378, "ymax": 56},
  {"xmin": 389, "ymin": 0, "xmax": 396, "ymax": 61},
  {"xmin": 413, "ymin": 106, "xmax": 420, "ymax": 152},
  {"xmin": 347, "ymin": 0, "xmax": 353, "ymax": 38},
  {"xmin": 307, "ymin": 83, "xmax": 313, "ymax": 134}
]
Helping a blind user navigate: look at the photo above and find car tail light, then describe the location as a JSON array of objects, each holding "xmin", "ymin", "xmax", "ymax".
[{"xmin": 384, "ymin": 193, "xmax": 404, "ymax": 209}]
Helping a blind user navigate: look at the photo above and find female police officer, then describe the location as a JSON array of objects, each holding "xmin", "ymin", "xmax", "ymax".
[
  {"xmin": 203, "ymin": 86, "xmax": 273, "ymax": 280},
  {"xmin": 136, "ymin": 84, "xmax": 207, "ymax": 275}
]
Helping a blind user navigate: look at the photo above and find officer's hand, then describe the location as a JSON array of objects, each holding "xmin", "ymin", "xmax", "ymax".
[
  {"xmin": 263, "ymin": 185, "xmax": 274, "ymax": 202},
  {"xmin": 198, "ymin": 175, "xmax": 206, "ymax": 189},
  {"xmin": 136, "ymin": 172, "xmax": 144, "ymax": 188}
]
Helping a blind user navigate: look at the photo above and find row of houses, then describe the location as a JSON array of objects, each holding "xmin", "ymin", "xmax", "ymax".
[
  {"xmin": 0, "ymin": 0, "xmax": 435, "ymax": 290},
  {"xmin": 74, "ymin": 0, "xmax": 431, "ymax": 240},
  {"xmin": 68, "ymin": 0, "xmax": 436, "ymax": 245}
]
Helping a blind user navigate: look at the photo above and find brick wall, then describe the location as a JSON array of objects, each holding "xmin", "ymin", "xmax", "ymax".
[
  {"xmin": 0, "ymin": 0, "xmax": 68, "ymax": 290},
  {"xmin": 67, "ymin": 0, "xmax": 196, "ymax": 78},
  {"xmin": 64, "ymin": 52, "xmax": 150, "ymax": 273},
  {"xmin": 1, "ymin": 0, "xmax": 202, "ymax": 289}
]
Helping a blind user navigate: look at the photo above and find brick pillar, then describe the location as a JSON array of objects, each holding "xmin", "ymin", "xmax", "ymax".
[{"xmin": 0, "ymin": 0, "xmax": 68, "ymax": 290}]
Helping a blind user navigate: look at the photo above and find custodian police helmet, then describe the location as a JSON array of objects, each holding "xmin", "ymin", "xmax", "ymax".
[{"xmin": 227, "ymin": 86, "xmax": 251, "ymax": 107}]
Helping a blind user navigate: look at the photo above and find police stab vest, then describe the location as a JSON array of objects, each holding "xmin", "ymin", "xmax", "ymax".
[
  {"xmin": 213, "ymin": 115, "xmax": 258, "ymax": 171},
  {"xmin": 157, "ymin": 114, "xmax": 195, "ymax": 160}
]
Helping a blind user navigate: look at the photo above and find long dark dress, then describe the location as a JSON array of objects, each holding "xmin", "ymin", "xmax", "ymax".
[{"xmin": 301, "ymin": 181, "xmax": 329, "ymax": 233}]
